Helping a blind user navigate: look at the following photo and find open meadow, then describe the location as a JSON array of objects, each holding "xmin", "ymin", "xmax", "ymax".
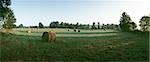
[{"xmin": 0, "ymin": 28, "xmax": 149, "ymax": 62}]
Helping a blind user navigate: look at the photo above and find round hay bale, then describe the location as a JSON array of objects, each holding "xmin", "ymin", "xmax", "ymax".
[
  {"xmin": 42, "ymin": 32, "xmax": 49, "ymax": 42},
  {"xmin": 48, "ymin": 30, "xmax": 56, "ymax": 42},
  {"xmin": 74, "ymin": 29, "xmax": 76, "ymax": 32},
  {"xmin": 27, "ymin": 30, "xmax": 31, "ymax": 33},
  {"xmin": 78, "ymin": 30, "xmax": 80, "ymax": 32}
]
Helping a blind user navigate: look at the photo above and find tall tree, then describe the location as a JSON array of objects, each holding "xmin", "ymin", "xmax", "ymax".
[
  {"xmin": 119, "ymin": 12, "xmax": 136, "ymax": 31},
  {"xmin": 39, "ymin": 22, "xmax": 44, "ymax": 28},
  {"xmin": 49, "ymin": 21, "xmax": 59, "ymax": 28},
  {"xmin": 18, "ymin": 24, "xmax": 23, "ymax": 28},
  {"xmin": 60, "ymin": 22, "xmax": 64, "ymax": 28},
  {"xmin": 129, "ymin": 22, "xmax": 137, "ymax": 31},
  {"xmin": 92, "ymin": 22, "xmax": 96, "ymax": 29},
  {"xmin": 87, "ymin": 24, "xmax": 90, "ymax": 29},
  {"xmin": 110, "ymin": 24, "xmax": 114, "ymax": 29},
  {"xmin": 75, "ymin": 22, "xmax": 79, "ymax": 29},
  {"xmin": 2, "ymin": 7, "xmax": 16, "ymax": 29},
  {"xmin": 0, "ymin": 0, "xmax": 16, "ymax": 29},
  {"xmin": 98, "ymin": 22, "xmax": 100, "ymax": 29},
  {"xmin": 101, "ymin": 24, "xmax": 105, "ymax": 29},
  {"xmin": 106, "ymin": 24, "xmax": 110, "ymax": 29},
  {"xmin": 139, "ymin": 16, "xmax": 150, "ymax": 31},
  {"xmin": 0, "ymin": 0, "xmax": 11, "ymax": 7}
]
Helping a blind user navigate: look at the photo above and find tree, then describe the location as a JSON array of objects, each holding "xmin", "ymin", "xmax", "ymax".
[
  {"xmin": 69, "ymin": 23, "xmax": 74, "ymax": 29},
  {"xmin": 0, "ymin": 0, "xmax": 11, "ymax": 19},
  {"xmin": 87, "ymin": 24, "xmax": 90, "ymax": 29},
  {"xmin": 75, "ymin": 22, "xmax": 79, "ymax": 29},
  {"xmin": 101, "ymin": 24, "xmax": 105, "ymax": 29},
  {"xmin": 2, "ymin": 7, "xmax": 16, "ymax": 29},
  {"xmin": 0, "ymin": 0, "xmax": 16, "ymax": 29},
  {"xmin": 110, "ymin": 24, "xmax": 114, "ymax": 29},
  {"xmin": 64, "ymin": 23, "xmax": 69, "ymax": 28},
  {"xmin": 18, "ymin": 24, "xmax": 23, "ymax": 28},
  {"xmin": 129, "ymin": 22, "xmax": 137, "ymax": 31},
  {"xmin": 139, "ymin": 16, "xmax": 150, "ymax": 31},
  {"xmin": 39, "ymin": 22, "xmax": 44, "ymax": 28},
  {"xmin": 98, "ymin": 22, "xmax": 100, "ymax": 29},
  {"xmin": 119, "ymin": 12, "xmax": 136, "ymax": 31},
  {"xmin": 92, "ymin": 22, "xmax": 96, "ymax": 29},
  {"xmin": 0, "ymin": 0, "xmax": 11, "ymax": 7},
  {"xmin": 49, "ymin": 21, "xmax": 59, "ymax": 28},
  {"xmin": 60, "ymin": 22, "xmax": 64, "ymax": 28},
  {"xmin": 106, "ymin": 24, "xmax": 110, "ymax": 29}
]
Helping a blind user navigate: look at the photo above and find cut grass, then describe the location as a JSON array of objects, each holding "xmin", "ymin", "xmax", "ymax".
[{"xmin": 0, "ymin": 32, "xmax": 149, "ymax": 62}]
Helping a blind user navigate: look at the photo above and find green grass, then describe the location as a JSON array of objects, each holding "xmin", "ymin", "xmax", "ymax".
[{"xmin": 0, "ymin": 30, "xmax": 149, "ymax": 62}]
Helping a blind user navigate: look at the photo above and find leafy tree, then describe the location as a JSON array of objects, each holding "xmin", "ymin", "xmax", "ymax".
[
  {"xmin": 0, "ymin": 0, "xmax": 11, "ymax": 19},
  {"xmin": 75, "ymin": 22, "xmax": 79, "ymax": 29},
  {"xmin": 18, "ymin": 24, "xmax": 23, "ymax": 28},
  {"xmin": 0, "ymin": 0, "xmax": 11, "ymax": 7},
  {"xmin": 69, "ymin": 23, "xmax": 74, "ymax": 29},
  {"xmin": 106, "ymin": 24, "xmax": 110, "ymax": 29},
  {"xmin": 139, "ymin": 16, "xmax": 150, "ymax": 31},
  {"xmin": 39, "ymin": 22, "xmax": 44, "ymax": 28},
  {"xmin": 119, "ymin": 12, "xmax": 136, "ymax": 31},
  {"xmin": 2, "ymin": 7, "xmax": 16, "ymax": 29},
  {"xmin": 92, "ymin": 22, "xmax": 96, "ymax": 29},
  {"xmin": 49, "ymin": 21, "xmax": 59, "ymax": 28},
  {"xmin": 64, "ymin": 23, "xmax": 69, "ymax": 28},
  {"xmin": 87, "ymin": 24, "xmax": 90, "ymax": 29},
  {"xmin": 0, "ymin": 0, "xmax": 16, "ymax": 29},
  {"xmin": 98, "ymin": 22, "xmax": 100, "ymax": 29},
  {"xmin": 101, "ymin": 24, "xmax": 105, "ymax": 29},
  {"xmin": 110, "ymin": 24, "xmax": 114, "ymax": 29},
  {"xmin": 129, "ymin": 22, "xmax": 137, "ymax": 31},
  {"xmin": 60, "ymin": 22, "xmax": 64, "ymax": 28},
  {"xmin": 114, "ymin": 25, "xmax": 119, "ymax": 30}
]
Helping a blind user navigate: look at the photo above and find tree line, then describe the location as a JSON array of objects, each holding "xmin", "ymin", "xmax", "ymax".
[{"xmin": 18, "ymin": 21, "xmax": 119, "ymax": 30}]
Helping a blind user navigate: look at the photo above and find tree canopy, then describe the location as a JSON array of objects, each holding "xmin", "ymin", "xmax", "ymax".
[
  {"xmin": 119, "ymin": 12, "xmax": 137, "ymax": 31},
  {"xmin": 39, "ymin": 22, "xmax": 44, "ymax": 28},
  {"xmin": 139, "ymin": 16, "xmax": 150, "ymax": 31},
  {"xmin": 0, "ymin": 0, "xmax": 16, "ymax": 29}
]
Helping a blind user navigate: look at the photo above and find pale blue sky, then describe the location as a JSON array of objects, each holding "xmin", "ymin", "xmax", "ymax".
[{"xmin": 11, "ymin": 0, "xmax": 150, "ymax": 26}]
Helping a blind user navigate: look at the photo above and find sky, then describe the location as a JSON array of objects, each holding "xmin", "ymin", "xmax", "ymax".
[{"xmin": 11, "ymin": 0, "xmax": 150, "ymax": 27}]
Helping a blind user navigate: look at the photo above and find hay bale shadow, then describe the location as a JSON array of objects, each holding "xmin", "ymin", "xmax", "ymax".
[{"xmin": 42, "ymin": 32, "xmax": 49, "ymax": 42}]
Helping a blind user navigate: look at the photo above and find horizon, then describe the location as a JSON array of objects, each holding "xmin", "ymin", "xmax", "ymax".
[{"xmin": 12, "ymin": 0, "xmax": 150, "ymax": 27}]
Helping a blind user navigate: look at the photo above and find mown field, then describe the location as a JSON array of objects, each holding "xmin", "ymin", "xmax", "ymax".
[{"xmin": 0, "ymin": 28, "xmax": 149, "ymax": 62}]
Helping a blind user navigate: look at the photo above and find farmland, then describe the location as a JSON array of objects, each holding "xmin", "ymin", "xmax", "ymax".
[{"xmin": 0, "ymin": 28, "xmax": 149, "ymax": 62}]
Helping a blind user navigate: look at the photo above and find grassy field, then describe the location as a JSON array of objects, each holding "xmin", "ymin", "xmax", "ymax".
[{"xmin": 0, "ymin": 28, "xmax": 149, "ymax": 62}]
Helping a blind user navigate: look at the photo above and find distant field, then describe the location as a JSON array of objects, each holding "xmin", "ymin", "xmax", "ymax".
[
  {"xmin": 0, "ymin": 28, "xmax": 149, "ymax": 62},
  {"xmin": 11, "ymin": 28, "xmax": 119, "ymax": 37},
  {"xmin": 13, "ymin": 28, "xmax": 118, "ymax": 33}
]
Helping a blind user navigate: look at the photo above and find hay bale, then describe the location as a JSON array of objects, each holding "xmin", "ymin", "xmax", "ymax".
[
  {"xmin": 27, "ymin": 30, "xmax": 31, "ymax": 33},
  {"xmin": 78, "ymin": 30, "xmax": 80, "ymax": 32},
  {"xmin": 74, "ymin": 29, "xmax": 76, "ymax": 32},
  {"xmin": 48, "ymin": 30, "xmax": 56, "ymax": 42},
  {"xmin": 42, "ymin": 32, "xmax": 49, "ymax": 42}
]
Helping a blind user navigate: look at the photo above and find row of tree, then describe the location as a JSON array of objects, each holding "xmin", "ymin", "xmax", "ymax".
[
  {"xmin": 17, "ymin": 12, "xmax": 150, "ymax": 32},
  {"xmin": 18, "ymin": 22, "xmax": 119, "ymax": 30},
  {"xmin": 18, "ymin": 12, "xmax": 150, "ymax": 32}
]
